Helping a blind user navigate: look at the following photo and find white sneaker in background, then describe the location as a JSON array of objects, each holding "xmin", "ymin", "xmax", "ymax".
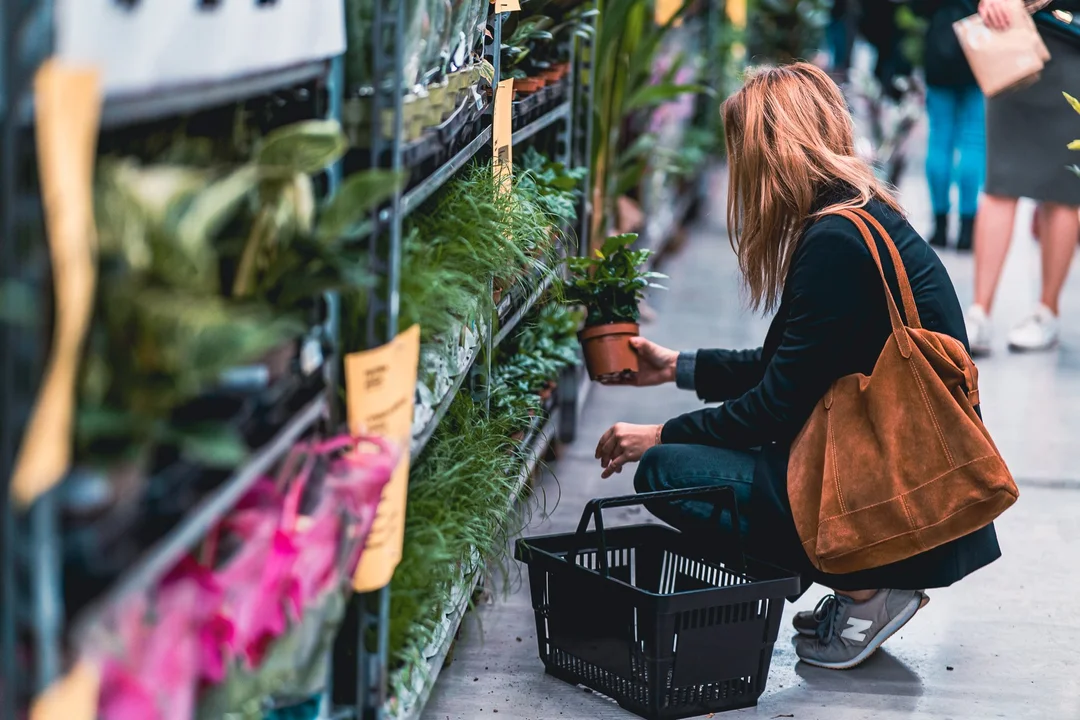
[
  {"xmin": 1008, "ymin": 305, "xmax": 1060, "ymax": 353},
  {"xmin": 965, "ymin": 305, "xmax": 992, "ymax": 357}
]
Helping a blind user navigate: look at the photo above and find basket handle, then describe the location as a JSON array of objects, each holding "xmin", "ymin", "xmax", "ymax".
[{"xmin": 567, "ymin": 486, "xmax": 745, "ymax": 577}]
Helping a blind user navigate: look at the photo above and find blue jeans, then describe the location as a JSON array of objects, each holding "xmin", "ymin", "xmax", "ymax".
[
  {"xmin": 925, "ymin": 85, "xmax": 986, "ymax": 217},
  {"xmin": 633, "ymin": 445, "xmax": 757, "ymax": 541}
]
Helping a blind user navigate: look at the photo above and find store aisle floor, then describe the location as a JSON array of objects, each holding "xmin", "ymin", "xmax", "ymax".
[{"xmin": 423, "ymin": 170, "xmax": 1080, "ymax": 719}]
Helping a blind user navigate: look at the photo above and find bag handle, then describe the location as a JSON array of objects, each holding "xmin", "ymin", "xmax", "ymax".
[
  {"xmin": 823, "ymin": 208, "xmax": 917, "ymax": 358},
  {"xmin": 851, "ymin": 207, "xmax": 923, "ymax": 329},
  {"xmin": 566, "ymin": 487, "xmax": 745, "ymax": 577}
]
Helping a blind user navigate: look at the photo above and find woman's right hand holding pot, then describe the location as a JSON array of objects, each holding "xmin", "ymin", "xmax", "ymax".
[{"xmin": 624, "ymin": 336, "xmax": 679, "ymax": 387}]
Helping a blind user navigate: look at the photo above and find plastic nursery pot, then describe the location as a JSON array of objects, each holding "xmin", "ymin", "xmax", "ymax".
[
  {"xmin": 578, "ymin": 322, "xmax": 640, "ymax": 383},
  {"xmin": 515, "ymin": 77, "xmax": 544, "ymax": 94}
]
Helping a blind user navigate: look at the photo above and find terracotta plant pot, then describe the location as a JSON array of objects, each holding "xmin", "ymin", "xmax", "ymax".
[
  {"xmin": 578, "ymin": 322, "xmax": 640, "ymax": 382},
  {"xmin": 515, "ymin": 77, "xmax": 544, "ymax": 94}
]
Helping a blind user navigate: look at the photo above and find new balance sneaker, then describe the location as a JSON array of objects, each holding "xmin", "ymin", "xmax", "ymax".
[
  {"xmin": 1008, "ymin": 305, "xmax": 1059, "ymax": 353},
  {"xmin": 794, "ymin": 589, "xmax": 928, "ymax": 670},
  {"xmin": 792, "ymin": 595, "xmax": 838, "ymax": 637},
  {"xmin": 966, "ymin": 305, "xmax": 992, "ymax": 357}
]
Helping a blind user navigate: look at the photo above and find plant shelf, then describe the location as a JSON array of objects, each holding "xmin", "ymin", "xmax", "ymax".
[
  {"xmin": 389, "ymin": 407, "xmax": 559, "ymax": 720},
  {"xmin": 511, "ymin": 100, "xmax": 571, "ymax": 147},
  {"xmin": 71, "ymin": 394, "xmax": 328, "ymax": 641},
  {"xmin": 411, "ymin": 269, "xmax": 555, "ymax": 463}
]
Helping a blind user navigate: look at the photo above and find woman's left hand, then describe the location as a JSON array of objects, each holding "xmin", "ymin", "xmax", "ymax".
[{"xmin": 596, "ymin": 423, "xmax": 663, "ymax": 479}]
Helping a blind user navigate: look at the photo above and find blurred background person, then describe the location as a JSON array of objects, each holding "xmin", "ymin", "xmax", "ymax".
[
  {"xmin": 914, "ymin": 0, "xmax": 984, "ymax": 251},
  {"xmin": 967, "ymin": 0, "xmax": 1080, "ymax": 354}
]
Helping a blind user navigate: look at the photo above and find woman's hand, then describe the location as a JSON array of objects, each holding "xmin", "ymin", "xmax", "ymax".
[
  {"xmin": 596, "ymin": 423, "xmax": 663, "ymax": 478},
  {"xmin": 979, "ymin": 0, "xmax": 1013, "ymax": 30},
  {"xmin": 599, "ymin": 337, "xmax": 679, "ymax": 386}
]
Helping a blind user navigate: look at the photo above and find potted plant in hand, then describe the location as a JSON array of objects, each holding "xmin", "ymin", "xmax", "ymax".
[{"xmin": 566, "ymin": 233, "xmax": 665, "ymax": 382}]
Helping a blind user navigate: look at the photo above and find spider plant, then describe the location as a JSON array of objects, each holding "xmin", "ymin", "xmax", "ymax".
[{"xmin": 388, "ymin": 393, "xmax": 528, "ymax": 672}]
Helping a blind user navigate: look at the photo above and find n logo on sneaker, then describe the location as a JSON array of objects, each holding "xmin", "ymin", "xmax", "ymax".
[{"xmin": 841, "ymin": 617, "xmax": 873, "ymax": 643}]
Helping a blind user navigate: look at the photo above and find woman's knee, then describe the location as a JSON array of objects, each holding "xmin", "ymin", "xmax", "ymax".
[{"xmin": 633, "ymin": 445, "xmax": 675, "ymax": 494}]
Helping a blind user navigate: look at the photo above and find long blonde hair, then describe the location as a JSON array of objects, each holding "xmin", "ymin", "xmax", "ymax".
[{"xmin": 723, "ymin": 63, "xmax": 901, "ymax": 311}]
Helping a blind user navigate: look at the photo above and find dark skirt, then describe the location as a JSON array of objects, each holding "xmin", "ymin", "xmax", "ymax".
[{"xmin": 986, "ymin": 31, "xmax": 1080, "ymax": 205}]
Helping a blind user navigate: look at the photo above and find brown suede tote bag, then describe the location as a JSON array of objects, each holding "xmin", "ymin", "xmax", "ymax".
[{"xmin": 788, "ymin": 208, "xmax": 1018, "ymax": 575}]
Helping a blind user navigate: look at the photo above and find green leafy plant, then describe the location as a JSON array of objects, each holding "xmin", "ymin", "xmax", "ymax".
[
  {"xmin": 591, "ymin": 0, "xmax": 709, "ymax": 240},
  {"xmin": 565, "ymin": 233, "xmax": 666, "ymax": 327},
  {"xmin": 517, "ymin": 146, "xmax": 587, "ymax": 222},
  {"xmin": 388, "ymin": 393, "xmax": 527, "ymax": 673},
  {"xmin": 501, "ymin": 14, "xmax": 557, "ymax": 79},
  {"xmin": 84, "ymin": 120, "xmax": 398, "ymax": 466},
  {"xmin": 1065, "ymin": 91, "xmax": 1080, "ymax": 176}
]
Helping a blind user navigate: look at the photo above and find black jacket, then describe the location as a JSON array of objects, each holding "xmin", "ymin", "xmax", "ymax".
[
  {"xmin": 662, "ymin": 191, "xmax": 1002, "ymax": 592},
  {"xmin": 913, "ymin": 0, "xmax": 978, "ymax": 88}
]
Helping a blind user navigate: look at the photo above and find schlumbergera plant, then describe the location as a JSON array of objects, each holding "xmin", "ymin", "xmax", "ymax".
[{"xmin": 565, "ymin": 233, "xmax": 666, "ymax": 327}]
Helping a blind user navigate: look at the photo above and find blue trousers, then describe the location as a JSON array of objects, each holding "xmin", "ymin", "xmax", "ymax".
[
  {"xmin": 633, "ymin": 444, "xmax": 756, "ymax": 540},
  {"xmin": 925, "ymin": 85, "xmax": 986, "ymax": 217}
]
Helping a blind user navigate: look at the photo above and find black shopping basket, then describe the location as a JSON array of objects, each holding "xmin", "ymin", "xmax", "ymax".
[{"xmin": 515, "ymin": 487, "xmax": 801, "ymax": 720}]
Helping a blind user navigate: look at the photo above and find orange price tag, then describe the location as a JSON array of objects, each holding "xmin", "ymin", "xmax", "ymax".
[
  {"xmin": 345, "ymin": 325, "xmax": 421, "ymax": 592},
  {"xmin": 493, "ymin": 0, "xmax": 522, "ymax": 11},
  {"xmin": 492, "ymin": 79, "xmax": 514, "ymax": 195},
  {"xmin": 29, "ymin": 661, "xmax": 100, "ymax": 720}
]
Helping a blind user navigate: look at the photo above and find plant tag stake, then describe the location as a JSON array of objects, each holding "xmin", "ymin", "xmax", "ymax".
[
  {"xmin": 11, "ymin": 59, "xmax": 101, "ymax": 507},
  {"xmin": 345, "ymin": 324, "xmax": 421, "ymax": 592},
  {"xmin": 492, "ymin": 79, "xmax": 514, "ymax": 196},
  {"xmin": 29, "ymin": 660, "xmax": 100, "ymax": 720}
]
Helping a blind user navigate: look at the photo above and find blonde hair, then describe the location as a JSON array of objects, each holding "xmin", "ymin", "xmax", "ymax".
[{"xmin": 723, "ymin": 62, "xmax": 902, "ymax": 311}]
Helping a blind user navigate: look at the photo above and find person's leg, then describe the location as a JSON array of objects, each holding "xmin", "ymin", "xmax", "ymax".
[
  {"xmin": 955, "ymin": 86, "xmax": 987, "ymax": 251},
  {"xmin": 1008, "ymin": 201, "xmax": 1080, "ymax": 351},
  {"xmin": 1039, "ymin": 202, "xmax": 1080, "ymax": 315},
  {"xmin": 633, "ymin": 444, "xmax": 755, "ymax": 542},
  {"xmin": 924, "ymin": 86, "xmax": 959, "ymax": 247},
  {"xmin": 973, "ymin": 194, "xmax": 1019, "ymax": 313}
]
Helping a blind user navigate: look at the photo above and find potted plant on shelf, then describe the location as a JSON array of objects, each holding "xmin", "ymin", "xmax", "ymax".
[{"xmin": 565, "ymin": 233, "xmax": 665, "ymax": 382}]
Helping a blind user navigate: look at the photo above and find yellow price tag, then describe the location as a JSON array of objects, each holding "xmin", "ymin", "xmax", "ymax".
[
  {"xmin": 12, "ymin": 60, "xmax": 101, "ymax": 506},
  {"xmin": 29, "ymin": 661, "xmax": 100, "ymax": 720},
  {"xmin": 493, "ymin": 0, "xmax": 522, "ymax": 11},
  {"xmin": 492, "ymin": 79, "xmax": 514, "ymax": 195},
  {"xmin": 345, "ymin": 325, "xmax": 421, "ymax": 592}
]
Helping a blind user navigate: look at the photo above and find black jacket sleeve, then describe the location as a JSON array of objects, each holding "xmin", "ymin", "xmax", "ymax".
[
  {"xmin": 661, "ymin": 222, "xmax": 876, "ymax": 449},
  {"xmin": 692, "ymin": 347, "xmax": 766, "ymax": 402}
]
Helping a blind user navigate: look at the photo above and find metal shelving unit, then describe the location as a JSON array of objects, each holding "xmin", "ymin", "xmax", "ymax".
[{"xmin": 1, "ymin": 0, "xmax": 721, "ymax": 717}]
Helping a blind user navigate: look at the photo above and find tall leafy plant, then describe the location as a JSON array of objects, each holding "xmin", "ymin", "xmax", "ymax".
[
  {"xmin": 746, "ymin": 0, "xmax": 830, "ymax": 64},
  {"xmin": 565, "ymin": 233, "xmax": 665, "ymax": 327},
  {"xmin": 591, "ymin": 0, "xmax": 707, "ymax": 244}
]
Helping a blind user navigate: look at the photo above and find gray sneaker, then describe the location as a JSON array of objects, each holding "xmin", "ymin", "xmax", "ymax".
[
  {"xmin": 794, "ymin": 589, "xmax": 927, "ymax": 670},
  {"xmin": 791, "ymin": 595, "xmax": 838, "ymax": 637}
]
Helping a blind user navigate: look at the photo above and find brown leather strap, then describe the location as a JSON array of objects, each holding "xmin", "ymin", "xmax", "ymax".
[
  {"xmin": 851, "ymin": 207, "xmax": 922, "ymax": 329},
  {"xmin": 832, "ymin": 209, "xmax": 914, "ymax": 358}
]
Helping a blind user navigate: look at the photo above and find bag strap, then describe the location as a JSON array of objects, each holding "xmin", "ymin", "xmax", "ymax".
[
  {"xmin": 827, "ymin": 208, "xmax": 917, "ymax": 358},
  {"xmin": 850, "ymin": 207, "xmax": 923, "ymax": 329}
]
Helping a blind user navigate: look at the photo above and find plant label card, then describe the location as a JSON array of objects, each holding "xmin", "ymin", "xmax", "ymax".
[
  {"xmin": 345, "ymin": 324, "xmax": 421, "ymax": 592},
  {"xmin": 12, "ymin": 59, "xmax": 101, "ymax": 507},
  {"xmin": 493, "ymin": 79, "xmax": 514, "ymax": 195},
  {"xmin": 493, "ymin": 0, "xmax": 522, "ymax": 12},
  {"xmin": 655, "ymin": 0, "xmax": 683, "ymax": 26},
  {"xmin": 29, "ymin": 660, "xmax": 100, "ymax": 720}
]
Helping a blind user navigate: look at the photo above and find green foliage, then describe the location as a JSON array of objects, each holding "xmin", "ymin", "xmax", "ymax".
[
  {"xmin": 516, "ymin": 146, "xmax": 587, "ymax": 223},
  {"xmin": 565, "ymin": 233, "xmax": 666, "ymax": 327},
  {"xmin": 897, "ymin": 6, "xmax": 927, "ymax": 70},
  {"xmin": 592, "ymin": 0, "xmax": 708, "ymax": 235},
  {"xmin": 490, "ymin": 303, "xmax": 581, "ymax": 426},
  {"xmin": 388, "ymin": 393, "xmax": 526, "ymax": 671},
  {"xmin": 746, "ymin": 0, "xmax": 830, "ymax": 63},
  {"xmin": 502, "ymin": 14, "xmax": 556, "ymax": 77},
  {"xmin": 391, "ymin": 160, "xmax": 563, "ymax": 345},
  {"xmin": 85, "ymin": 120, "xmax": 392, "ymax": 466}
]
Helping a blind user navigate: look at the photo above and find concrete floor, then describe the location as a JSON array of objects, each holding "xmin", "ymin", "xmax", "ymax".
[{"xmin": 422, "ymin": 164, "xmax": 1080, "ymax": 719}]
